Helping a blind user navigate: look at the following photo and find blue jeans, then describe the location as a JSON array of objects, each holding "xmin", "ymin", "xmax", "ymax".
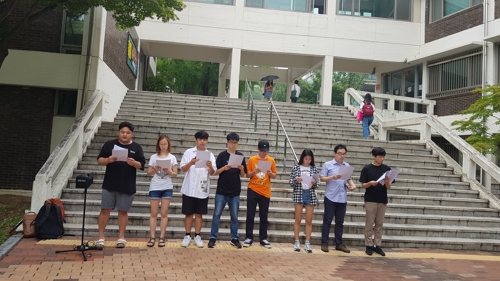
[
  {"xmin": 321, "ymin": 197, "xmax": 347, "ymax": 245},
  {"xmin": 362, "ymin": 116, "xmax": 374, "ymax": 138},
  {"xmin": 210, "ymin": 194, "xmax": 240, "ymax": 239}
]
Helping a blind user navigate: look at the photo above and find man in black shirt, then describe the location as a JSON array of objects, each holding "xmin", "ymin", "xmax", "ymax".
[
  {"xmin": 359, "ymin": 147, "xmax": 391, "ymax": 256},
  {"xmin": 208, "ymin": 132, "xmax": 247, "ymax": 249},
  {"xmin": 96, "ymin": 122, "xmax": 145, "ymax": 248}
]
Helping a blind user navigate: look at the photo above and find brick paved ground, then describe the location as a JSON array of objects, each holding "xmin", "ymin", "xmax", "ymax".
[{"xmin": 1, "ymin": 237, "xmax": 500, "ymax": 281}]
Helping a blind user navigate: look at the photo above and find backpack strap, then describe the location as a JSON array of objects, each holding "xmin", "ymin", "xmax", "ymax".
[
  {"xmin": 37, "ymin": 204, "xmax": 52, "ymax": 227},
  {"xmin": 54, "ymin": 205, "xmax": 65, "ymax": 237}
]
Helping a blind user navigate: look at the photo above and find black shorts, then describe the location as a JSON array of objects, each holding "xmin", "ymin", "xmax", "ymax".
[{"xmin": 181, "ymin": 194, "xmax": 209, "ymax": 215}]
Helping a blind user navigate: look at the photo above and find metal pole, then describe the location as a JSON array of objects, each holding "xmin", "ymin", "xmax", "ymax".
[
  {"xmin": 275, "ymin": 119, "xmax": 279, "ymax": 148},
  {"xmin": 254, "ymin": 110, "xmax": 258, "ymax": 132},
  {"xmin": 247, "ymin": 88, "xmax": 250, "ymax": 109},
  {"xmin": 250, "ymin": 102, "xmax": 254, "ymax": 121},
  {"xmin": 269, "ymin": 105, "xmax": 272, "ymax": 131},
  {"xmin": 284, "ymin": 138, "xmax": 287, "ymax": 161}
]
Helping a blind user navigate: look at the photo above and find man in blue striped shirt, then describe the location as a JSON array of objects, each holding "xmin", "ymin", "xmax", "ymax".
[{"xmin": 320, "ymin": 144, "xmax": 356, "ymax": 253}]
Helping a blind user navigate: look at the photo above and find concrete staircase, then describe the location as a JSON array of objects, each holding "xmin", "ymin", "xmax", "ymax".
[{"xmin": 61, "ymin": 91, "xmax": 500, "ymax": 251}]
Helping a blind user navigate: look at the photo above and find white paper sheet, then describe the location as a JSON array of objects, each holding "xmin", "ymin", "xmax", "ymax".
[
  {"xmin": 228, "ymin": 154, "xmax": 244, "ymax": 168},
  {"xmin": 112, "ymin": 146, "xmax": 128, "ymax": 162},
  {"xmin": 257, "ymin": 160, "xmax": 272, "ymax": 172},
  {"xmin": 194, "ymin": 151, "xmax": 211, "ymax": 168},
  {"xmin": 156, "ymin": 159, "xmax": 171, "ymax": 169},
  {"xmin": 300, "ymin": 173, "xmax": 313, "ymax": 189},
  {"xmin": 312, "ymin": 174, "xmax": 320, "ymax": 182},
  {"xmin": 338, "ymin": 165, "xmax": 355, "ymax": 180},
  {"xmin": 377, "ymin": 170, "xmax": 399, "ymax": 186}
]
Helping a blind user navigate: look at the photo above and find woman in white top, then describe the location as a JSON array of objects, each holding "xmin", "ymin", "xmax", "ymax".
[
  {"xmin": 146, "ymin": 134, "xmax": 178, "ymax": 247},
  {"xmin": 291, "ymin": 80, "xmax": 301, "ymax": 103}
]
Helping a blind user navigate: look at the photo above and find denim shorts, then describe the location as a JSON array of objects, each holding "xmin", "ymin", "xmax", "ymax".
[
  {"xmin": 302, "ymin": 190, "xmax": 312, "ymax": 206},
  {"xmin": 149, "ymin": 189, "xmax": 173, "ymax": 199}
]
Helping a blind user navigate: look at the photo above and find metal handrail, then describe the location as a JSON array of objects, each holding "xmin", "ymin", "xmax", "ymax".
[
  {"xmin": 245, "ymin": 80, "xmax": 259, "ymax": 131},
  {"xmin": 269, "ymin": 100, "xmax": 299, "ymax": 165}
]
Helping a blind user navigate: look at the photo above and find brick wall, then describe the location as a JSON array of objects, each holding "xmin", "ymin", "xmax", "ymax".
[
  {"xmin": 5, "ymin": 0, "xmax": 63, "ymax": 52},
  {"xmin": 433, "ymin": 93, "xmax": 481, "ymax": 116},
  {"xmin": 425, "ymin": 1, "xmax": 483, "ymax": 43},
  {"xmin": 496, "ymin": 0, "xmax": 500, "ymax": 19},
  {"xmin": 103, "ymin": 13, "xmax": 137, "ymax": 89},
  {"xmin": 0, "ymin": 86, "xmax": 55, "ymax": 190}
]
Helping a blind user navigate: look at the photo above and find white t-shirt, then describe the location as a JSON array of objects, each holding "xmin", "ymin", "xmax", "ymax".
[
  {"xmin": 300, "ymin": 165, "xmax": 311, "ymax": 190},
  {"xmin": 180, "ymin": 147, "xmax": 217, "ymax": 199},
  {"xmin": 292, "ymin": 84, "xmax": 301, "ymax": 98},
  {"xmin": 148, "ymin": 153, "xmax": 178, "ymax": 191}
]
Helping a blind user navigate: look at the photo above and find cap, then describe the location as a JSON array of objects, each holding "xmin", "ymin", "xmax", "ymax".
[{"xmin": 258, "ymin": 140, "xmax": 270, "ymax": 151}]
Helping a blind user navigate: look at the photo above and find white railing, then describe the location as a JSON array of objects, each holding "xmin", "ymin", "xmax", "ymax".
[
  {"xmin": 31, "ymin": 90, "xmax": 105, "ymax": 211},
  {"xmin": 378, "ymin": 115, "xmax": 500, "ymax": 209},
  {"xmin": 344, "ymin": 88, "xmax": 436, "ymax": 139},
  {"xmin": 344, "ymin": 88, "xmax": 500, "ymax": 209}
]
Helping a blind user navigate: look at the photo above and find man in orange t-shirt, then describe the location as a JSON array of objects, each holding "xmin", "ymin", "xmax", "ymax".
[{"xmin": 242, "ymin": 140, "xmax": 277, "ymax": 249}]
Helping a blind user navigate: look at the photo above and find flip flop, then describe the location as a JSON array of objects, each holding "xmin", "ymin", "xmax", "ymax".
[
  {"xmin": 147, "ymin": 237, "xmax": 156, "ymax": 247},
  {"xmin": 116, "ymin": 239, "xmax": 126, "ymax": 248},
  {"xmin": 96, "ymin": 239, "xmax": 105, "ymax": 248},
  {"xmin": 158, "ymin": 238, "xmax": 166, "ymax": 247}
]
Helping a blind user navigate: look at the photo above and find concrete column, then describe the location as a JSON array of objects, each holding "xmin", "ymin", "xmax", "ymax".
[
  {"xmin": 286, "ymin": 69, "xmax": 293, "ymax": 102},
  {"xmin": 229, "ymin": 48, "xmax": 241, "ymax": 99},
  {"xmin": 462, "ymin": 153, "xmax": 475, "ymax": 180},
  {"xmin": 218, "ymin": 63, "xmax": 226, "ymax": 97},
  {"xmin": 420, "ymin": 117, "xmax": 431, "ymax": 141},
  {"xmin": 485, "ymin": 42, "xmax": 497, "ymax": 86},
  {"xmin": 319, "ymin": 55, "xmax": 333, "ymax": 106},
  {"xmin": 421, "ymin": 61, "xmax": 428, "ymax": 101}
]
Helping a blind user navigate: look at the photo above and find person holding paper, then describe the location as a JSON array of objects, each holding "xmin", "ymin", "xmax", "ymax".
[
  {"xmin": 243, "ymin": 139, "xmax": 276, "ymax": 249},
  {"xmin": 145, "ymin": 134, "xmax": 178, "ymax": 247},
  {"xmin": 359, "ymin": 147, "xmax": 392, "ymax": 257},
  {"xmin": 208, "ymin": 132, "xmax": 247, "ymax": 249},
  {"xmin": 320, "ymin": 144, "xmax": 356, "ymax": 254},
  {"xmin": 180, "ymin": 130, "xmax": 216, "ymax": 248},
  {"xmin": 96, "ymin": 122, "xmax": 145, "ymax": 249},
  {"xmin": 289, "ymin": 149, "xmax": 320, "ymax": 253}
]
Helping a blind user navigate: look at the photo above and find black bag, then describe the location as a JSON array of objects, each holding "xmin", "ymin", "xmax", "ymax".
[{"xmin": 34, "ymin": 202, "xmax": 64, "ymax": 239}]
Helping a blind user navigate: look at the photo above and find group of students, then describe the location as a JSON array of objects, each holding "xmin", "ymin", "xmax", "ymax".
[{"xmin": 95, "ymin": 121, "xmax": 392, "ymax": 256}]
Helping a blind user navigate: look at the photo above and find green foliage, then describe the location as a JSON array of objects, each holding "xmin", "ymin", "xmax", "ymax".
[
  {"xmin": 143, "ymin": 75, "xmax": 167, "ymax": 92},
  {"xmin": 451, "ymin": 85, "xmax": 500, "ymax": 154},
  {"xmin": 331, "ymin": 72, "xmax": 365, "ymax": 106},
  {"xmin": 156, "ymin": 59, "xmax": 219, "ymax": 96}
]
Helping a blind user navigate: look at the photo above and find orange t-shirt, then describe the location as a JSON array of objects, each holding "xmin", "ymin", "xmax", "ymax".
[{"xmin": 246, "ymin": 155, "xmax": 277, "ymax": 198}]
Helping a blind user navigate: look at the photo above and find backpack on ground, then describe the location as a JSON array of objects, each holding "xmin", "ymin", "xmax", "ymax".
[
  {"xmin": 362, "ymin": 103, "xmax": 374, "ymax": 117},
  {"xmin": 45, "ymin": 198, "xmax": 65, "ymax": 221},
  {"xmin": 34, "ymin": 199, "xmax": 65, "ymax": 239},
  {"xmin": 22, "ymin": 211, "xmax": 37, "ymax": 238}
]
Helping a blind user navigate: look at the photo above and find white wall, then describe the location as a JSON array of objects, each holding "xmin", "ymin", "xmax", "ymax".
[{"xmin": 95, "ymin": 59, "xmax": 129, "ymax": 121}]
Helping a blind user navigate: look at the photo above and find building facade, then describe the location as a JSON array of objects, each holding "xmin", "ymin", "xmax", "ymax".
[{"xmin": 0, "ymin": 0, "xmax": 498, "ymax": 189}]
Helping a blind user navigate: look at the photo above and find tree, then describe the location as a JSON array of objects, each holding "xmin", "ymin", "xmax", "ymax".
[
  {"xmin": 451, "ymin": 85, "xmax": 500, "ymax": 155},
  {"xmin": 156, "ymin": 59, "xmax": 219, "ymax": 96},
  {"xmin": 0, "ymin": 0, "xmax": 185, "ymax": 68},
  {"xmin": 331, "ymin": 72, "xmax": 365, "ymax": 106}
]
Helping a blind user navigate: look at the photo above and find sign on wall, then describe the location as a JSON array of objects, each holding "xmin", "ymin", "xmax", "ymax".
[{"xmin": 127, "ymin": 33, "xmax": 139, "ymax": 77}]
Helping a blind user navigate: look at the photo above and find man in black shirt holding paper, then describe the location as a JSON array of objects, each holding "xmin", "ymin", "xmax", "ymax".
[
  {"xmin": 208, "ymin": 132, "xmax": 247, "ymax": 249},
  {"xmin": 359, "ymin": 147, "xmax": 391, "ymax": 256}
]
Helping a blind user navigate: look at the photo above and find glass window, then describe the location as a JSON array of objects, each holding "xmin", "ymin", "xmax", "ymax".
[
  {"xmin": 63, "ymin": 13, "xmax": 84, "ymax": 46},
  {"xmin": 55, "ymin": 90, "xmax": 77, "ymax": 116},
  {"xmin": 340, "ymin": 0, "xmax": 410, "ymax": 21},
  {"xmin": 431, "ymin": 0, "xmax": 483, "ymax": 22},
  {"xmin": 266, "ymin": 0, "xmax": 292, "ymax": 10},
  {"xmin": 396, "ymin": 0, "xmax": 411, "ymax": 21},
  {"xmin": 246, "ymin": 0, "xmax": 264, "ymax": 7}
]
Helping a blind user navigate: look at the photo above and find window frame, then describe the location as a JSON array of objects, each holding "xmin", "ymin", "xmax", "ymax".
[
  {"xmin": 430, "ymin": 0, "xmax": 483, "ymax": 23},
  {"xmin": 337, "ymin": 0, "xmax": 413, "ymax": 22}
]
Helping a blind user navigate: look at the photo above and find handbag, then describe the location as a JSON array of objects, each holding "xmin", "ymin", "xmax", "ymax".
[
  {"xmin": 22, "ymin": 211, "xmax": 37, "ymax": 238},
  {"xmin": 356, "ymin": 111, "xmax": 363, "ymax": 121}
]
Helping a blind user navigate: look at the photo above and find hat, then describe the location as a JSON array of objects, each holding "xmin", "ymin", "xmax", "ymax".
[{"xmin": 258, "ymin": 140, "xmax": 270, "ymax": 151}]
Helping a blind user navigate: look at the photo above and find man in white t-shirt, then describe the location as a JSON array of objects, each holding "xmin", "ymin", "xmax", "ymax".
[{"xmin": 180, "ymin": 130, "xmax": 216, "ymax": 248}]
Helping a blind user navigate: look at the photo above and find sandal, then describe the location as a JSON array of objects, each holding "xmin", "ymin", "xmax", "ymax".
[
  {"xmin": 96, "ymin": 239, "xmax": 105, "ymax": 248},
  {"xmin": 158, "ymin": 238, "xmax": 166, "ymax": 247},
  {"xmin": 147, "ymin": 237, "xmax": 156, "ymax": 247},
  {"xmin": 116, "ymin": 239, "xmax": 126, "ymax": 248}
]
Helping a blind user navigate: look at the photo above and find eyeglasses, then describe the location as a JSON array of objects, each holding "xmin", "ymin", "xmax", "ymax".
[{"xmin": 336, "ymin": 152, "xmax": 346, "ymax": 156}]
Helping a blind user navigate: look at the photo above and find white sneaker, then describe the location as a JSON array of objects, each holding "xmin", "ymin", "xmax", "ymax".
[
  {"xmin": 243, "ymin": 238, "xmax": 253, "ymax": 247},
  {"xmin": 260, "ymin": 239, "xmax": 272, "ymax": 248},
  {"xmin": 294, "ymin": 240, "xmax": 300, "ymax": 252},
  {"xmin": 305, "ymin": 241, "xmax": 312, "ymax": 253},
  {"xmin": 194, "ymin": 235, "xmax": 204, "ymax": 248},
  {"xmin": 181, "ymin": 235, "xmax": 191, "ymax": 247}
]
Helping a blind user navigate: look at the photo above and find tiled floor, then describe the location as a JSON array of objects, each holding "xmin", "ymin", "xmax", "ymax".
[{"xmin": 1, "ymin": 237, "xmax": 500, "ymax": 280}]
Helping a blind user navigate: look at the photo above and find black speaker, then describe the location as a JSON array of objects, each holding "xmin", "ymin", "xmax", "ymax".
[{"xmin": 76, "ymin": 174, "xmax": 93, "ymax": 189}]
